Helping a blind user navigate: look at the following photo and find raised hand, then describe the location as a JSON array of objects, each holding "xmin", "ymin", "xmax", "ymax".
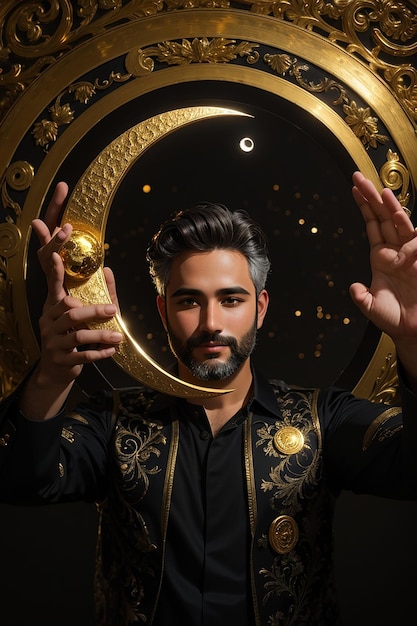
[
  {"xmin": 351, "ymin": 171, "xmax": 417, "ymax": 382},
  {"xmin": 20, "ymin": 182, "xmax": 122, "ymax": 419}
]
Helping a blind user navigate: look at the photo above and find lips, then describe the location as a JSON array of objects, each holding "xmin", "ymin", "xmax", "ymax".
[
  {"xmin": 199, "ymin": 344, "xmax": 227, "ymax": 352},
  {"xmin": 189, "ymin": 335, "xmax": 231, "ymax": 349}
]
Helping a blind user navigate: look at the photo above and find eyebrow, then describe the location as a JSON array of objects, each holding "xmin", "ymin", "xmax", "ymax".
[{"xmin": 169, "ymin": 286, "xmax": 252, "ymax": 298}]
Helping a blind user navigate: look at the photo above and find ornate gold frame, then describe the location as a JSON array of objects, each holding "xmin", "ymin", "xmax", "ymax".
[{"xmin": 1, "ymin": 1, "xmax": 416, "ymax": 402}]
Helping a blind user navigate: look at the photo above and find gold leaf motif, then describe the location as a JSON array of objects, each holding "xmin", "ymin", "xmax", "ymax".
[
  {"xmin": 143, "ymin": 38, "xmax": 260, "ymax": 65},
  {"xmin": 69, "ymin": 81, "xmax": 96, "ymax": 104},
  {"xmin": 49, "ymin": 102, "xmax": 74, "ymax": 125},
  {"xmin": 32, "ymin": 118, "xmax": 59, "ymax": 149},
  {"xmin": 0, "ymin": 1, "xmax": 415, "ymax": 126},
  {"xmin": 264, "ymin": 50, "xmax": 389, "ymax": 150},
  {"xmin": 165, "ymin": 0, "xmax": 230, "ymax": 7},
  {"xmin": 343, "ymin": 101, "xmax": 389, "ymax": 149},
  {"xmin": 263, "ymin": 52, "xmax": 296, "ymax": 75},
  {"xmin": 30, "ymin": 80, "xmax": 97, "ymax": 150}
]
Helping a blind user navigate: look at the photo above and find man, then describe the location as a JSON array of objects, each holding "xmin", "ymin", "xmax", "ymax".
[{"xmin": 0, "ymin": 171, "xmax": 417, "ymax": 625}]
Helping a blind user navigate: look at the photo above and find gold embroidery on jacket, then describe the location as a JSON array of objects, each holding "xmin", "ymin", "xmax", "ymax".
[
  {"xmin": 96, "ymin": 405, "xmax": 168, "ymax": 626},
  {"xmin": 256, "ymin": 389, "xmax": 333, "ymax": 625},
  {"xmin": 61, "ymin": 427, "xmax": 75, "ymax": 443},
  {"xmin": 362, "ymin": 406, "xmax": 402, "ymax": 451},
  {"xmin": 114, "ymin": 420, "xmax": 166, "ymax": 504},
  {"xmin": 256, "ymin": 391, "xmax": 321, "ymax": 514}
]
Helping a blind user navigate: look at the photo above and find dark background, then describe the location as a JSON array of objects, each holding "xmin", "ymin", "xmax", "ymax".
[
  {"xmin": 1, "ymin": 494, "xmax": 417, "ymax": 625},
  {"xmin": 1, "ymin": 85, "xmax": 416, "ymax": 624}
]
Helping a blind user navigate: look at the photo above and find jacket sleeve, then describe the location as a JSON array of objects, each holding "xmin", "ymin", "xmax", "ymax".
[
  {"xmin": 321, "ymin": 368, "xmax": 417, "ymax": 499},
  {"xmin": 0, "ymin": 384, "xmax": 116, "ymax": 505}
]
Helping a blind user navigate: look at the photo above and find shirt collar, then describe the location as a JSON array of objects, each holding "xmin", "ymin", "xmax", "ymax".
[
  {"xmin": 248, "ymin": 366, "xmax": 289, "ymax": 417},
  {"xmin": 145, "ymin": 363, "xmax": 287, "ymax": 419}
]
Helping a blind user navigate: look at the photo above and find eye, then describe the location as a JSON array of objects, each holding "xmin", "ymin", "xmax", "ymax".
[
  {"xmin": 177, "ymin": 298, "xmax": 199, "ymax": 308},
  {"xmin": 222, "ymin": 296, "xmax": 243, "ymax": 306}
]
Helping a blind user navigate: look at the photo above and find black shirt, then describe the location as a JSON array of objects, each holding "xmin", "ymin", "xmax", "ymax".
[{"xmin": 154, "ymin": 400, "xmax": 253, "ymax": 625}]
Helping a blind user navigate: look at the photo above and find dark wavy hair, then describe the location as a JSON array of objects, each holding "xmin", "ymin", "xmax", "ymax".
[{"xmin": 146, "ymin": 202, "xmax": 271, "ymax": 297}]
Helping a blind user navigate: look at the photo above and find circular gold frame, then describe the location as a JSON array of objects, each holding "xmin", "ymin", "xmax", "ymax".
[{"xmin": 1, "ymin": 4, "xmax": 416, "ymax": 401}]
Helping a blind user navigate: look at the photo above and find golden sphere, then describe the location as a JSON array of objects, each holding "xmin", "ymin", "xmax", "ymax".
[{"xmin": 59, "ymin": 229, "xmax": 104, "ymax": 280}]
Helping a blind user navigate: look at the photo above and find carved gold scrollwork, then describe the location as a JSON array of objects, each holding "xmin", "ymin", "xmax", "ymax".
[
  {"xmin": 0, "ymin": 2, "xmax": 415, "ymax": 404},
  {"xmin": 263, "ymin": 51, "xmax": 390, "ymax": 149},
  {"xmin": 5, "ymin": 1, "xmax": 72, "ymax": 59},
  {"xmin": 125, "ymin": 49, "xmax": 155, "ymax": 76},
  {"xmin": 126, "ymin": 41, "xmax": 390, "ymax": 151},
  {"xmin": 0, "ymin": 222, "xmax": 21, "ymax": 260},
  {"xmin": 0, "ymin": 158, "xmax": 32, "ymax": 399},
  {"xmin": 1, "ymin": 1, "xmax": 416, "ymax": 125},
  {"xmin": 1, "ymin": 160, "xmax": 34, "ymax": 218},
  {"xmin": 380, "ymin": 149, "xmax": 411, "ymax": 210},
  {"xmin": 0, "ymin": 275, "xmax": 29, "ymax": 401},
  {"xmin": 367, "ymin": 351, "xmax": 400, "ymax": 405}
]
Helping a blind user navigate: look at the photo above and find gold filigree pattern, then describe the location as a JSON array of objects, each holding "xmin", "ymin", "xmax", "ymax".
[
  {"xmin": 264, "ymin": 51, "xmax": 389, "ymax": 149},
  {"xmin": 1, "ymin": 161, "xmax": 34, "ymax": 218},
  {"xmin": 361, "ymin": 405, "xmax": 402, "ymax": 449},
  {"xmin": 32, "ymin": 81, "xmax": 96, "ymax": 150},
  {"xmin": 0, "ymin": 275, "xmax": 29, "ymax": 401},
  {"xmin": 1, "ymin": 1, "xmax": 415, "ymax": 125},
  {"xmin": 343, "ymin": 101, "xmax": 389, "ymax": 148},
  {"xmin": 0, "ymin": 2, "xmax": 415, "ymax": 403},
  {"xmin": 256, "ymin": 391, "xmax": 321, "ymax": 513},
  {"xmin": 380, "ymin": 149, "xmax": 411, "ymax": 210},
  {"xmin": 114, "ymin": 418, "xmax": 166, "ymax": 504},
  {"xmin": 130, "ymin": 41, "xmax": 389, "ymax": 150},
  {"xmin": 367, "ymin": 350, "xmax": 400, "ymax": 404},
  {"xmin": 139, "ymin": 37, "xmax": 260, "ymax": 65}
]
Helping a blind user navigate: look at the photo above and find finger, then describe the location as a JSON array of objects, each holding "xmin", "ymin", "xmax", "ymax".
[
  {"xmin": 381, "ymin": 188, "xmax": 415, "ymax": 243},
  {"xmin": 393, "ymin": 233, "xmax": 417, "ymax": 267},
  {"xmin": 63, "ymin": 328, "xmax": 123, "ymax": 352},
  {"xmin": 43, "ymin": 181, "xmax": 69, "ymax": 233},
  {"xmin": 43, "ymin": 251, "xmax": 68, "ymax": 303},
  {"xmin": 64, "ymin": 345, "xmax": 119, "ymax": 364},
  {"xmin": 62, "ymin": 301, "xmax": 117, "ymax": 329},
  {"xmin": 352, "ymin": 172, "xmax": 410, "ymax": 226},
  {"xmin": 34, "ymin": 221, "xmax": 73, "ymax": 252},
  {"xmin": 352, "ymin": 173, "xmax": 414, "ymax": 247},
  {"xmin": 31, "ymin": 218, "xmax": 53, "ymax": 246},
  {"xmin": 36, "ymin": 223, "xmax": 73, "ymax": 290},
  {"xmin": 352, "ymin": 172, "xmax": 385, "ymax": 213},
  {"xmin": 103, "ymin": 266, "xmax": 120, "ymax": 312},
  {"xmin": 44, "ymin": 295, "xmax": 84, "ymax": 326}
]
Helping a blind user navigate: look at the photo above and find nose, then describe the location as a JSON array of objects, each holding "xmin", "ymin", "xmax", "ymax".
[{"xmin": 199, "ymin": 300, "xmax": 223, "ymax": 335}]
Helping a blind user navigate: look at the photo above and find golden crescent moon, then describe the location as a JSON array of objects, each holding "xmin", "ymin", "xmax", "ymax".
[{"xmin": 60, "ymin": 106, "xmax": 250, "ymax": 398}]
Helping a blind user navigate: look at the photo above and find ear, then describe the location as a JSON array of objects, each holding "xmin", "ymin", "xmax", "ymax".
[
  {"xmin": 156, "ymin": 295, "xmax": 168, "ymax": 331},
  {"xmin": 256, "ymin": 289, "xmax": 269, "ymax": 330}
]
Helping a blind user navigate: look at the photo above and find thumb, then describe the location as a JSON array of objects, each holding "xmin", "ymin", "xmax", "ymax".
[{"xmin": 349, "ymin": 282, "xmax": 373, "ymax": 316}]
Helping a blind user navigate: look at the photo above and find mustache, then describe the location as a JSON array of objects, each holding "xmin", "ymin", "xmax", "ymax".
[{"xmin": 187, "ymin": 332, "xmax": 237, "ymax": 349}]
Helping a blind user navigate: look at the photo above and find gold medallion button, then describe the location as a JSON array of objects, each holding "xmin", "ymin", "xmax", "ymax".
[
  {"xmin": 269, "ymin": 515, "xmax": 299, "ymax": 554},
  {"xmin": 273, "ymin": 426, "xmax": 304, "ymax": 455}
]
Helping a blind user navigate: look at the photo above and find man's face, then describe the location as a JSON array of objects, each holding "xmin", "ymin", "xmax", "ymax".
[{"xmin": 157, "ymin": 249, "xmax": 268, "ymax": 383}]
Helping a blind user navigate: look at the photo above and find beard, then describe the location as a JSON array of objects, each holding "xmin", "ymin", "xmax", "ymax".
[{"xmin": 166, "ymin": 320, "xmax": 258, "ymax": 381}]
